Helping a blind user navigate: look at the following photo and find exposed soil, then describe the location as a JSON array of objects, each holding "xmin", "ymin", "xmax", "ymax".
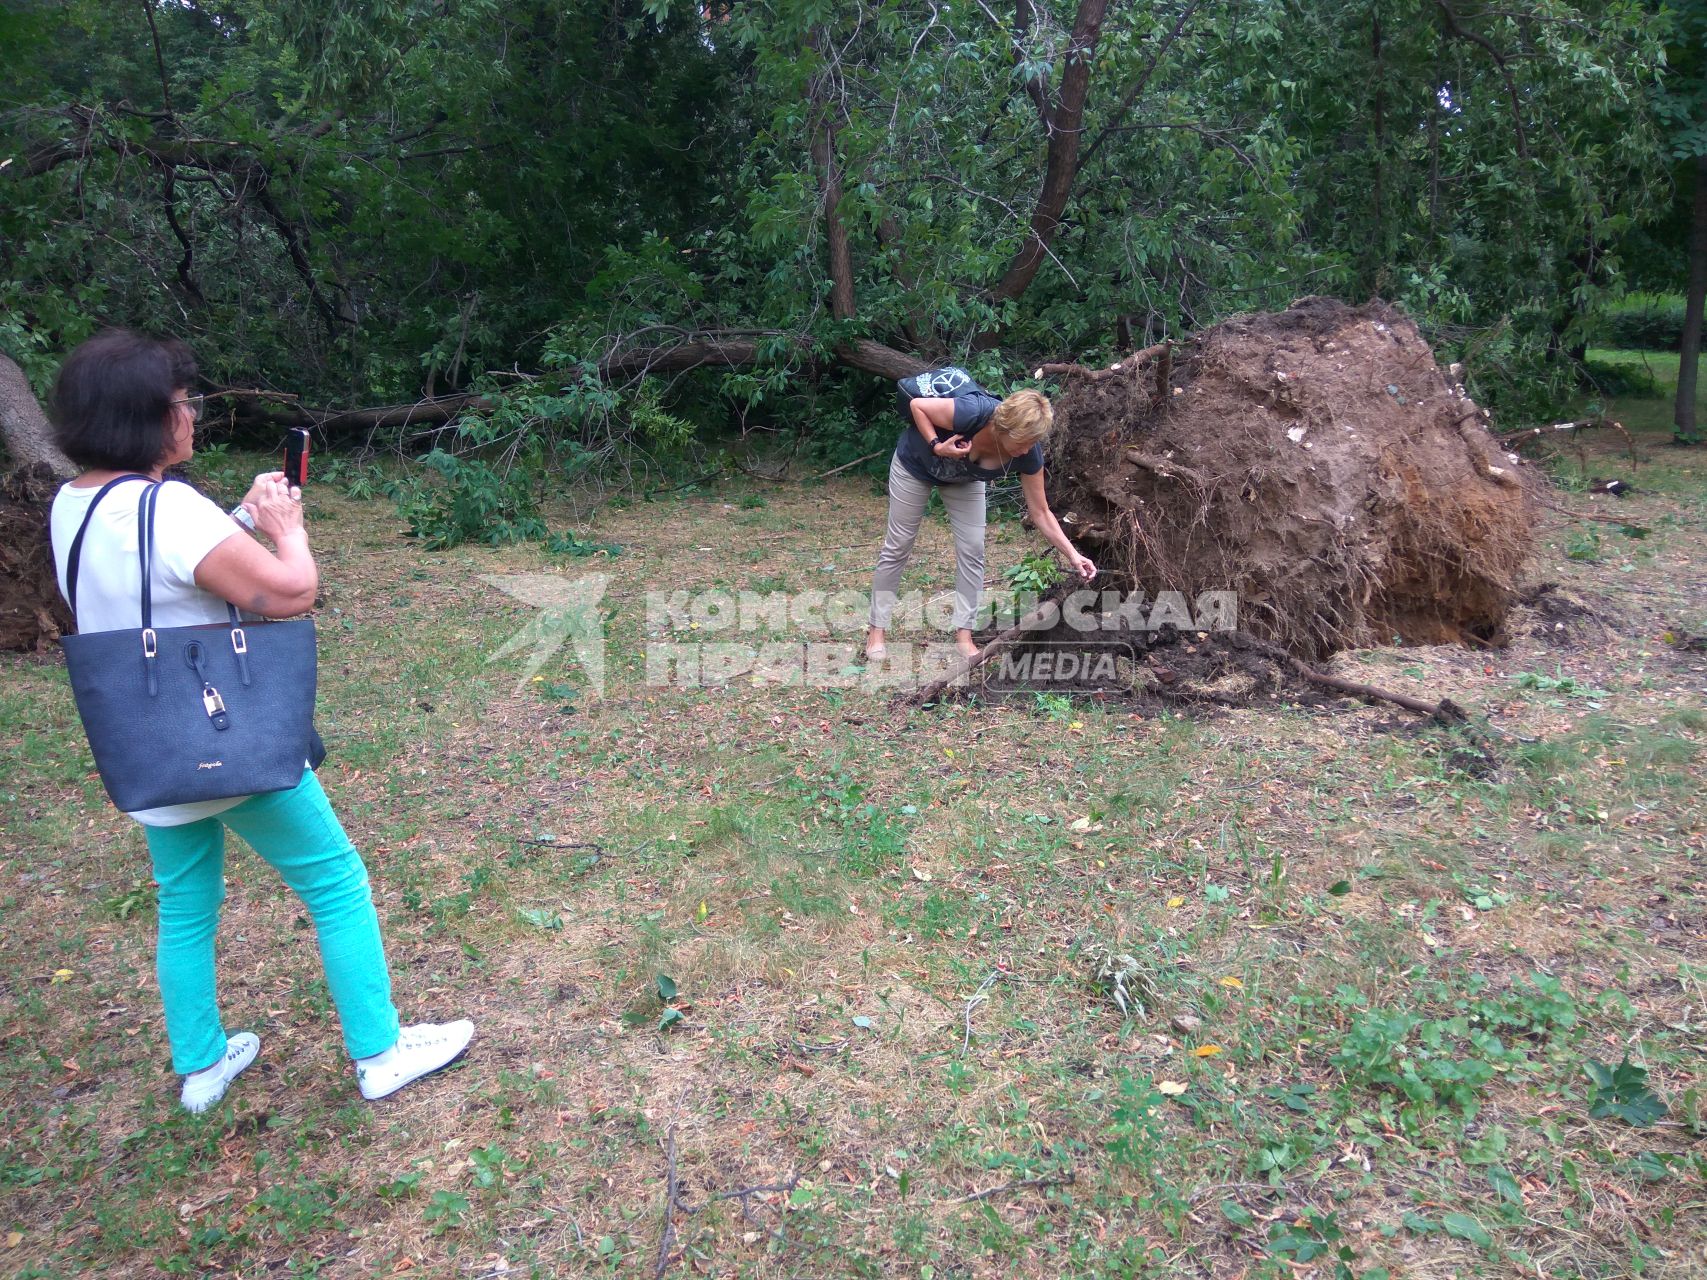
[
  {"xmin": 0, "ymin": 464, "xmax": 72, "ymax": 653},
  {"xmin": 1046, "ymin": 297, "xmax": 1538, "ymax": 659}
]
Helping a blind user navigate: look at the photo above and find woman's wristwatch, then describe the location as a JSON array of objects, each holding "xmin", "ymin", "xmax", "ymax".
[{"xmin": 230, "ymin": 503, "xmax": 256, "ymax": 531}]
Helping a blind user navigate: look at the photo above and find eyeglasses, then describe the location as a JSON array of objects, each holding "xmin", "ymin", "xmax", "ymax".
[{"xmin": 171, "ymin": 393, "xmax": 205, "ymax": 422}]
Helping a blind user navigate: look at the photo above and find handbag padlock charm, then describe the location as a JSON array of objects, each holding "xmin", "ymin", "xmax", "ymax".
[
  {"xmin": 183, "ymin": 643, "xmax": 231, "ymax": 731},
  {"xmin": 201, "ymin": 683, "xmax": 230, "ymax": 731}
]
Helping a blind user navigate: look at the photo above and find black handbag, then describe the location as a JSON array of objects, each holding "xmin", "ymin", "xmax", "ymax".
[{"xmin": 60, "ymin": 475, "xmax": 320, "ymax": 811}]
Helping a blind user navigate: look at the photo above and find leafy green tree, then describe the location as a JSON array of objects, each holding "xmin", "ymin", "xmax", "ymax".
[{"xmin": 1655, "ymin": 0, "xmax": 1707, "ymax": 442}]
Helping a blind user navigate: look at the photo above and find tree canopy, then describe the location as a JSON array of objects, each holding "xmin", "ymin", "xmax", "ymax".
[{"xmin": 0, "ymin": 0, "xmax": 1681, "ymax": 443}]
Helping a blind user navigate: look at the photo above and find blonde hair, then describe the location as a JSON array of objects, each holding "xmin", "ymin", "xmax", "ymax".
[{"xmin": 991, "ymin": 389, "xmax": 1053, "ymax": 449}]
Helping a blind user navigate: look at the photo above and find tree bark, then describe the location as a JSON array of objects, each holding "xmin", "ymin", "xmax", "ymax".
[
  {"xmin": 989, "ymin": 0, "xmax": 1110, "ymax": 303},
  {"xmin": 1677, "ymin": 152, "xmax": 1707, "ymax": 444},
  {"xmin": 0, "ymin": 353, "xmax": 73, "ymax": 480},
  {"xmin": 598, "ymin": 335, "xmax": 926, "ymax": 383},
  {"xmin": 0, "ymin": 355, "xmax": 75, "ymax": 651},
  {"xmin": 808, "ymin": 41, "xmax": 857, "ymax": 325}
]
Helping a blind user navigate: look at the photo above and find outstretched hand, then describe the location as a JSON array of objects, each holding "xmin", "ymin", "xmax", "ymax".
[{"xmin": 1068, "ymin": 550, "xmax": 1096, "ymax": 581}]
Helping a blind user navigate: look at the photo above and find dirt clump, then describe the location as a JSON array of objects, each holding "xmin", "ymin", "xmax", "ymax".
[
  {"xmin": 0, "ymin": 464, "xmax": 73, "ymax": 652},
  {"xmin": 1046, "ymin": 297, "xmax": 1537, "ymax": 658}
]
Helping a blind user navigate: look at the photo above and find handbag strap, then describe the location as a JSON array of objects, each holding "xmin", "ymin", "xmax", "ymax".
[
  {"xmin": 138, "ymin": 480, "xmax": 157, "ymax": 631},
  {"xmin": 65, "ymin": 474, "xmax": 242, "ymax": 636},
  {"xmin": 63, "ymin": 473, "xmax": 151, "ymax": 622}
]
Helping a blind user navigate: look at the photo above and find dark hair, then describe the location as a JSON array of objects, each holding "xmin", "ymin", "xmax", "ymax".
[{"xmin": 50, "ymin": 329, "xmax": 199, "ymax": 471}]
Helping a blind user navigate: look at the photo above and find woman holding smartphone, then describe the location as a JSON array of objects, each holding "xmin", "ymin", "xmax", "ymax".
[{"xmin": 48, "ymin": 329, "xmax": 473, "ymax": 1113}]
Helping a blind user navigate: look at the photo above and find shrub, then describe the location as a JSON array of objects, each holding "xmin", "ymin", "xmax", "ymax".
[
  {"xmin": 393, "ymin": 449, "xmax": 545, "ymax": 549},
  {"xmin": 1592, "ymin": 293, "xmax": 1686, "ymax": 352}
]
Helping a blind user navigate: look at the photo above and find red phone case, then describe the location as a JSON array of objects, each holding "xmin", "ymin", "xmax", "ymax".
[{"xmin": 285, "ymin": 430, "xmax": 310, "ymax": 487}]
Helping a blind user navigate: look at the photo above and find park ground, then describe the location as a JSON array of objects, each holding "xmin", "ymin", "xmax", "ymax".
[{"xmin": 0, "ymin": 358, "xmax": 1703, "ymax": 1278}]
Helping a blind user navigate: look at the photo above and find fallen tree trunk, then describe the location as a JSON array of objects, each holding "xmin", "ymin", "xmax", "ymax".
[
  {"xmin": 1, "ymin": 353, "xmax": 73, "ymax": 479},
  {"xmin": 597, "ymin": 335, "xmax": 928, "ymax": 383}
]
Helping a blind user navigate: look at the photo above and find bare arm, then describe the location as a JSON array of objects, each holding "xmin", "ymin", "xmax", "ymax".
[
  {"xmin": 194, "ymin": 473, "xmax": 318, "ymax": 617},
  {"xmin": 910, "ymin": 398, "xmax": 971, "ymax": 458},
  {"xmin": 1020, "ymin": 469, "xmax": 1096, "ymax": 580}
]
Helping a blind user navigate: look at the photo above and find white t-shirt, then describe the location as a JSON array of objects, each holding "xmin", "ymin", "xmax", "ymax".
[{"xmin": 51, "ymin": 478, "xmax": 249, "ymax": 827}]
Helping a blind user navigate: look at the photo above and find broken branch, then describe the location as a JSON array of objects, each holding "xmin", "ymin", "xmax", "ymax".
[{"xmin": 900, "ymin": 584, "xmax": 1071, "ymax": 706}]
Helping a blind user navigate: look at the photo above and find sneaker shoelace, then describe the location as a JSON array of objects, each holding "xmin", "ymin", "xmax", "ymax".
[{"xmin": 193, "ymin": 1041, "xmax": 249, "ymax": 1079}]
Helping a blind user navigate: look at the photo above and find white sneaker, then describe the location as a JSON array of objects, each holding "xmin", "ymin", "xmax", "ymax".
[
  {"xmin": 355, "ymin": 1020, "xmax": 474, "ymax": 1100},
  {"xmin": 180, "ymin": 1032, "xmax": 260, "ymax": 1114}
]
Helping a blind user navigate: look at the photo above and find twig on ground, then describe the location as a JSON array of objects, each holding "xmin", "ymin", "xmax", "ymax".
[
  {"xmin": 515, "ymin": 838, "xmax": 603, "ymax": 851},
  {"xmin": 654, "ymin": 1093, "xmax": 695, "ymax": 1279},
  {"xmin": 1535, "ymin": 497, "xmax": 1649, "ymax": 528},
  {"xmin": 962, "ymin": 970, "xmax": 1002, "ymax": 1053},
  {"xmin": 1499, "ymin": 416, "xmax": 1636, "ymax": 460},
  {"xmin": 809, "ymin": 450, "xmax": 886, "ymax": 481},
  {"xmin": 713, "ymin": 1174, "xmax": 802, "ymax": 1223},
  {"xmin": 952, "ymin": 1169, "xmax": 1076, "ymax": 1203}
]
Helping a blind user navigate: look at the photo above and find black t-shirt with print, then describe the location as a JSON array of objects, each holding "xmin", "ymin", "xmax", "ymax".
[{"xmin": 893, "ymin": 367, "xmax": 1044, "ymax": 486}]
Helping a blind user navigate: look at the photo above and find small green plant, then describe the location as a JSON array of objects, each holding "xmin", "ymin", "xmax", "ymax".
[
  {"xmin": 1330, "ymin": 1007, "xmax": 1528, "ymax": 1124},
  {"xmin": 545, "ymin": 529, "xmax": 622, "ymax": 558},
  {"xmin": 376, "ymin": 1171, "xmax": 423, "ymax": 1200},
  {"xmin": 1007, "ymin": 551, "xmax": 1064, "ymax": 595},
  {"xmin": 1032, "ymin": 691, "xmax": 1073, "ymax": 721},
  {"xmin": 1104, "ymin": 1072, "xmax": 1167, "ymax": 1170},
  {"xmin": 1565, "ymin": 525, "xmax": 1601, "ymax": 562},
  {"xmin": 739, "ymin": 494, "xmax": 767, "ymax": 510},
  {"xmin": 1584, "ymin": 1057, "xmax": 1667, "ymax": 1127},
  {"xmin": 1512, "ymin": 669, "xmax": 1608, "ymax": 700},
  {"xmin": 656, "ymin": 974, "xmax": 685, "ymax": 1031},
  {"xmin": 320, "ymin": 456, "xmax": 385, "ymax": 499},
  {"xmin": 101, "ymin": 882, "xmax": 156, "ymax": 921},
  {"xmin": 470, "ymin": 1144, "xmax": 519, "ymax": 1190},
  {"xmin": 423, "ymin": 1189, "xmax": 469, "ymax": 1233}
]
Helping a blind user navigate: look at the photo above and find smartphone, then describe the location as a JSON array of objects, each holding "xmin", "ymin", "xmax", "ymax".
[{"xmin": 283, "ymin": 428, "xmax": 310, "ymax": 489}]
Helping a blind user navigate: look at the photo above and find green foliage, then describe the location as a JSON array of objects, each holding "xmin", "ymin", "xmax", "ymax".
[
  {"xmin": 0, "ymin": 0, "xmax": 1680, "ymax": 465},
  {"xmin": 393, "ymin": 450, "xmax": 545, "ymax": 549},
  {"xmin": 545, "ymin": 530, "xmax": 623, "ymax": 558},
  {"xmin": 1593, "ymin": 294, "xmax": 1688, "ymax": 351},
  {"xmin": 1565, "ymin": 526, "xmax": 1603, "ymax": 563},
  {"xmin": 1329, "ymin": 976, "xmax": 1580, "ymax": 1127},
  {"xmin": 1585, "ymin": 1057, "xmax": 1668, "ymax": 1127},
  {"xmin": 1006, "ymin": 551, "xmax": 1063, "ymax": 595}
]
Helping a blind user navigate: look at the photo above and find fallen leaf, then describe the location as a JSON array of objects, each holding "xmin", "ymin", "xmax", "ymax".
[
  {"xmin": 1192, "ymin": 1044, "xmax": 1223, "ymax": 1058},
  {"xmin": 1166, "ymin": 896, "xmax": 1185, "ymax": 909},
  {"xmin": 1218, "ymin": 976, "xmax": 1244, "ymax": 989},
  {"xmin": 1157, "ymin": 1080, "xmax": 1188, "ymax": 1096},
  {"xmin": 5, "ymin": 1231, "xmax": 22, "ymax": 1248},
  {"xmin": 51, "ymin": 969, "xmax": 73, "ymax": 984}
]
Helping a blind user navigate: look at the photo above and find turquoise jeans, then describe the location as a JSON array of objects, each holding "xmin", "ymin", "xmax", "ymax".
[{"xmin": 141, "ymin": 770, "xmax": 401, "ymax": 1074}]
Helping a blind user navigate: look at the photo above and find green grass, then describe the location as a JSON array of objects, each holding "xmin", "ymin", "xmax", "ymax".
[
  {"xmin": 1582, "ymin": 346, "xmax": 1704, "ymax": 437},
  {"xmin": 1, "ymin": 441, "xmax": 1704, "ymax": 1277}
]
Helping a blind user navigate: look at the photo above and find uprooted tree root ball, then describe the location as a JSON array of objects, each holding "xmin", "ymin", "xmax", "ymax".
[
  {"xmin": 0, "ymin": 464, "xmax": 73, "ymax": 653},
  {"xmin": 1046, "ymin": 297, "xmax": 1538, "ymax": 659}
]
